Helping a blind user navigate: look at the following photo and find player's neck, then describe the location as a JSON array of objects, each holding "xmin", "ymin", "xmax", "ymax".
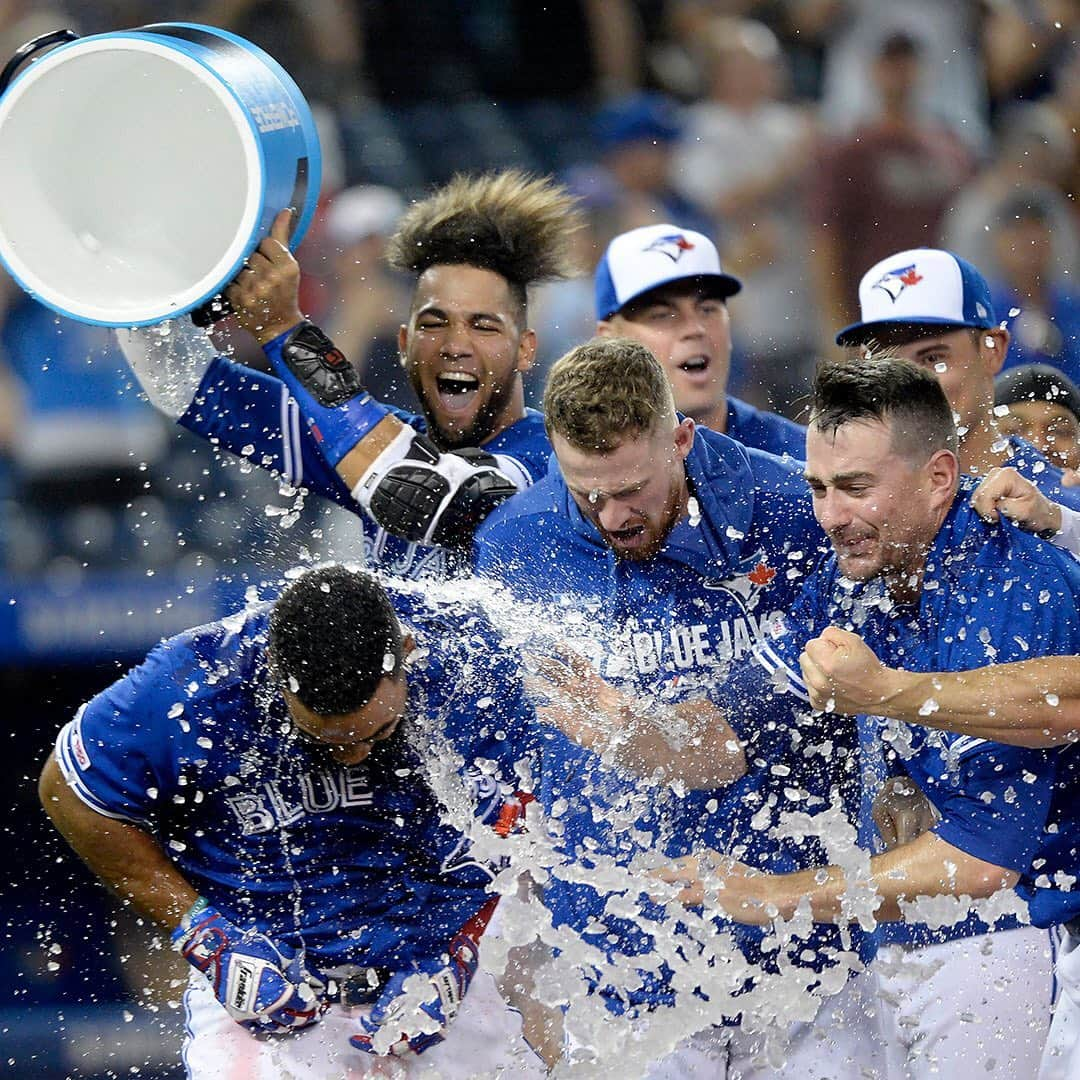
[
  {"xmin": 884, "ymin": 505, "xmax": 954, "ymax": 606},
  {"xmin": 695, "ymin": 398, "xmax": 730, "ymax": 435},
  {"xmin": 480, "ymin": 382, "xmax": 528, "ymax": 446},
  {"xmin": 958, "ymin": 414, "xmax": 1010, "ymax": 479}
]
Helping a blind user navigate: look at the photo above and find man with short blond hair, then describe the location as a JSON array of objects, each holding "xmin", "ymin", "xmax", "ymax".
[{"xmin": 473, "ymin": 338, "xmax": 885, "ymax": 1076}]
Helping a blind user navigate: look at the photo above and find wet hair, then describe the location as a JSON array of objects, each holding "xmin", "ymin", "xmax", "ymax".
[
  {"xmin": 268, "ymin": 565, "xmax": 403, "ymax": 716},
  {"xmin": 385, "ymin": 170, "xmax": 583, "ymax": 323},
  {"xmin": 544, "ymin": 337, "xmax": 676, "ymax": 453},
  {"xmin": 812, "ymin": 354, "xmax": 958, "ymax": 462},
  {"xmin": 995, "ymin": 363, "xmax": 1080, "ymax": 423}
]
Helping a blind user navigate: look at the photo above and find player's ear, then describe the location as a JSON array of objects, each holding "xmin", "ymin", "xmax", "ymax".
[
  {"xmin": 925, "ymin": 448, "xmax": 959, "ymax": 508},
  {"xmin": 980, "ymin": 327, "xmax": 1009, "ymax": 376},
  {"xmin": 596, "ymin": 319, "xmax": 615, "ymax": 338},
  {"xmin": 515, "ymin": 328, "xmax": 537, "ymax": 374},
  {"xmin": 673, "ymin": 416, "xmax": 696, "ymax": 461},
  {"xmin": 397, "ymin": 324, "xmax": 409, "ymax": 368}
]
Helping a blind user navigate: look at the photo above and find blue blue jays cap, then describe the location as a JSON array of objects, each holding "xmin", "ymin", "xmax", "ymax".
[
  {"xmin": 595, "ymin": 224, "xmax": 742, "ymax": 321},
  {"xmin": 594, "ymin": 93, "xmax": 681, "ymax": 151},
  {"xmin": 836, "ymin": 248, "xmax": 998, "ymax": 347}
]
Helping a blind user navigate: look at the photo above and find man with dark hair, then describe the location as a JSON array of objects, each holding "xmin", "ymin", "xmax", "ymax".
[
  {"xmin": 472, "ymin": 338, "xmax": 886, "ymax": 1075},
  {"xmin": 38, "ymin": 564, "xmax": 545, "ymax": 1078},
  {"xmin": 995, "ymin": 363, "xmax": 1080, "ymax": 472},
  {"xmin": 836, "ymin": 246, "xmax": 1080, "ymax": 511},
  {"xmin": 660, "ymin": 355, "xmax": 1080, "ymax": 1078},
  {"xmin": 116, "ymin": 171, "xmax": 582, "ymax": 576},
  {"xmin": 593, "ymin": 224, "xmax": 806, "ymax": 458}
]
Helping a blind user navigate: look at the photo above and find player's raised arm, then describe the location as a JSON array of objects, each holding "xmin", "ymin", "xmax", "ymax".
[
  {"xmin": 223, "ymin": 209, "xmax": 521, "ymax": 548},
  {"xmin": 800, "ymin": 626, "xmax": 1080, "ymax": 748}
]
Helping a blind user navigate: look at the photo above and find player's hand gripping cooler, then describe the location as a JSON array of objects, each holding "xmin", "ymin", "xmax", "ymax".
[
  {"xmin": 172, "ymin": 899, "xmax": 327, "ymax": 1032},
  {"xmin": 350, "ymin": 917, "xmax": 484, "ymax": 1056}
]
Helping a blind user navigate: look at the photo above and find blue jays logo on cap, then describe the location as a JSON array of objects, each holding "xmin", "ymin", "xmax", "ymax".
[
  {"xmin": 595, "ymin": 223, "xmax": 741, "ymax": 319},
  {"xmin": 644, "ymin": 232, "xmax": 696, "ymax": 263},
  {"xmin": 872, "ymin": 263, "xmax": 924, "ymax": 303},
  {"xmin": 835, "ymin": 248, "xmax": 997, "ymax": 347}
]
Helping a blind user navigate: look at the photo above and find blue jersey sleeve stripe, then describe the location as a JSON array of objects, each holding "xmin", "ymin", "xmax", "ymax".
[
  {"xmin": 950, "ymin": 735, "xmax": 989, "ymax": 758},
  {"xmin": 752, "ymin": 640, "xmax": 810, "ymax": 701},
  {"xmin": 288, "ymin": 395, "xmax": 303, "ymax": 486},
  {"xmin": 280, "ymin": 388, "xmax": 304, "ymax": 487},
  {"xmin": 55, "ymin": 723, "xmax": 150, "ymax": 826},
  {"xmin": 490, "ymin": 453, "xmax": 534, "ymax": 493}
]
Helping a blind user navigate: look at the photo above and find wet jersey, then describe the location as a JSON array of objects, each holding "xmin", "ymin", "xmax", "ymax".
[
  {"xmin": 725, "ymin": 395, "xmax": 806, "ymax": 461},
  {"xmin": 178, "ymin": 354, "xmax": 552, "ymax": 579},
  {"xmin": 1006, "ymin": 434, "xmax": 1080, "ymax": 513},
  {"xmin": 54, "ymin": 583, "xmax": 540, "ymax": 969},
  {"xmin": 474, "ymin": 426, "xmax": 872, "ymax": 1009},
  {"xmin": 759, "ymin": 492, "xmax": 1080, "ymax": 937}
]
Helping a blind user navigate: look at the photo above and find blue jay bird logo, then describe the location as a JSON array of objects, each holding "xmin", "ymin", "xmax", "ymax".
[
  {"xmin": 872, "ymin": 264, "xmax": 924, "ymax": 303},
  {"xmin": 644, "ymin": 233, "xmax": 695, "ymax": 262}
]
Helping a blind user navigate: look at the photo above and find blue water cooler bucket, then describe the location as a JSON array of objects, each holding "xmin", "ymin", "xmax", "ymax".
[{"xmin": 0, "ymin": 23, "xmax": 321, "ymax": 327}]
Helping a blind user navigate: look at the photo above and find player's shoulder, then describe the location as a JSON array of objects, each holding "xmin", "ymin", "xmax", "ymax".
[
  {"xmin": 475, "ymin": 469, "xmax": 565, "ymax": 540},
  {"xmin": 139, "ymin": 604, "xmax": 270, "ymax": 696},
  {"xmin": 1009, "ymin": 438, "xmax": 1080, "ymax": 512},
  {"xmin": 725, "ymin": 396, "xmax": 807, "ymax": 460},
  {"xmin": 484, "ymin": 410, "xmax": 553, "ymax": 480}
]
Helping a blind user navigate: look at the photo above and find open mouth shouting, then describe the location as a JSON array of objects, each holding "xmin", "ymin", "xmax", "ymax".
[
  {"xmin": 676, "ymin": 354, "xmax": 711, "ymax": 383},
  {"xmin": 606, "ymin": 522, "xmax": 647, "ymax": 549},
  {"xmin": 434, "ymin": 371, "xmax": 481, "ymax": 414}
]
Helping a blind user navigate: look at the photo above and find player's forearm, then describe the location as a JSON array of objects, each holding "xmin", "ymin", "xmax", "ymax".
[
  {"xmin": 334, "ymin": 413, "xmax": 407, "ymax": 492},
  {"xmin": 751, "ymin": 832, "xmax": 1018, "ymax": 924},
  {"xmin": 665, "ymin": 699, "xmax": 746, "ymax": 788},
  {"xmin": 600, "ymin": 699, "xmax": 745, "ymax": 788},
  {"xmin": 39, "ymin": 755, "xmax": 197, "ymax": 930},
  {"xmin": 872, "ymin": 659, "xmax": 1080, "ymax": 748}
]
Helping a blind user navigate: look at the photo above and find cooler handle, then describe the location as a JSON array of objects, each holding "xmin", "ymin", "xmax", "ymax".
[{"xmin": 0, "ymin": 29, "xmax": 79, "ymax": 96}]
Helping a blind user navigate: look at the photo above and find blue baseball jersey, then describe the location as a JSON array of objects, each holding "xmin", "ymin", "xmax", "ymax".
[
  {"xmin": 1007, "ymin": 434, "xmax": 1080, "ymax": 513},
  {"xmin": 725, "ymin": 395, "xmax": 806, "ymax": 461},
  {"xmin": 54, "ymin": 583, "xmax": 540, "ymax": 970},
  {"xmin": 474, "ymin": 426, "xmax": 871, "ymax": 1010},
  {"xmin": 178, "ymin": 354, "xmax": 552, "ymax": 579},
  {"xmin": 759, "ymin": 491, "xmax": 1080, "ymax": 937}
]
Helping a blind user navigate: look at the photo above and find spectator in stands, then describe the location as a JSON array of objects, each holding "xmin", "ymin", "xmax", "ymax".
[
  {"xmin": 943, "ymin": 104, "xmax": 1078, "ymax": 285},
  {"xmin": 591, "ymin": 92, "xmax": 715, "ymax": 241},
  {"xmin": 995, "ymin": 364, "xmax": 1080, "ymax": 473},
  {"xmin": 816, "ymin": 0, "xmax": 989, "ymax": 152},
  {"xmin": 810, "ymin": 30, "xmax": 974, "ymax": 341},
  {"xmin": 989, "ymin": 191, "xmax": 1080, "ymax": 389},
  {"xmin": 671, "ymin": 15, "xmax": 818, "ymax": 403},
  {"xmin": 320, "ymin": 184, "xmax": 413, "ymax": 411}
]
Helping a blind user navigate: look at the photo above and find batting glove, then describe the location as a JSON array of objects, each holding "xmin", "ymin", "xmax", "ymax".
[
  {"xmin": 349, "ymin": 928, "xmax": 479, "ymax": 1056},
  {"xmin": 172, "ymin": 899, "xmax": 327, "ymax": 1032}
]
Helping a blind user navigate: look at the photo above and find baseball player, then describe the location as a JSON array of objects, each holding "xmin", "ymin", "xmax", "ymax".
[
  {"xmin": 473, "ymin": 338, "xmax": 882, "ymax": 1077},
  {"xmin": 594, "ymin": 223, "xmax": 806, "ymax": 459},
  {"xmin": 793, "ymin": 463, "xmax": 1080, "ymax": 1080},
  {"xmin": 117, "ymin": 172, "xmax": 581, "ymax": 576},
  {"xmin": 837, "ymin": 247, "xmax": 1080, "ymax": 512},
  {"xmin": 38, "ymin": 564, "xmax": 546, "ymax": 1078},
  {"xmin": 994, "ymin": 364, "xmax": 1080, "ymax": 473},
  {"xmin": 667, "ymin": 356, "xmax": 1080, "ymax": 1077}
]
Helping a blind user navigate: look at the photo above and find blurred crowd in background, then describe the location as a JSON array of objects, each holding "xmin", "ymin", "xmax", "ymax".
[
  {"xmin": 2, "ymin": 3, "xmax": 1080, "ymax": 1072},
  {"xmin": 3, "ymin": 0, "xmax": 1080, "ymax": 588}
]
